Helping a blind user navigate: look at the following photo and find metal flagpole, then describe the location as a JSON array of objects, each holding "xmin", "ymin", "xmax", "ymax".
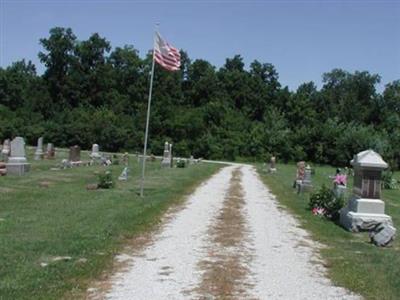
[{"xmin": 140, "ymin": 25, "xmax": 158, "ymax": 197}]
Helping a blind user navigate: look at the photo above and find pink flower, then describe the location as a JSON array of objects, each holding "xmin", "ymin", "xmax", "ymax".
[{"xmin": 333, "ymin": 174, "xmax": 347, "ymax": 186}]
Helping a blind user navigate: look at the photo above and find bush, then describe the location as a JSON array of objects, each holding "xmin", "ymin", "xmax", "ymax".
[
  {"xmin": 309, "ymin": 184, "xmax": 344, "ymax": 220},
  {"xmin": 97, "ymin": 170, "xmax": 115, "ymax": 189},
  {"xmin": 381, "ymin": 170, "xmax": 399, "ymax": 190},
  {"xmin": 176, "ymin": 160, "xmax": 186, "ymax": 168}
]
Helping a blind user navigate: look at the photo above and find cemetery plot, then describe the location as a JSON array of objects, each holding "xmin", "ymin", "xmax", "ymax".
[{"xmin": 0, "ymin": 147, "xmax": 221, "ymax": 299}]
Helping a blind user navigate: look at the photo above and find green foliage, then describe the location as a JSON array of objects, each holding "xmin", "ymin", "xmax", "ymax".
[
  {"xmin": 176, "ymin": 159, "xmax": 186, "ymax": 168},
  {"xmin": 97, "ymin": 170, "xmax": 115, "ymax": 189},
  {"xmin": 1, "ymin": 26, "xmax": 400, "ymax": 168},
  {"xmin": 382, "ymin": 170, "xmax": 399, "ymax": 190},
  {"xmin": 309, "ymin": 184, "xmax": 344, "ymax": 220}
]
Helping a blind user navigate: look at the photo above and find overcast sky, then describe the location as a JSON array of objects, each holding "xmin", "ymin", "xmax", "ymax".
[{"xmin": 1, "ymin": 0, "xmax": 399, "ymax": 92}]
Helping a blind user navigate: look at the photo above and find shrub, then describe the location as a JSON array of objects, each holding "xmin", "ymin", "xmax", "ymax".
[
  {"xmin": 309, "ymin": 184, "xmax": 344, "ymax": 220},
  {"xmin": 176, "ymin": 160, "xmax": 186, "ymax": 168},
  {"xmin": 97, "ymin": 170, "xmax": 115, "ymax": 189},
  {"xmin": 381, "ymin": 170, "xmax": 399, "ymax": 190}
]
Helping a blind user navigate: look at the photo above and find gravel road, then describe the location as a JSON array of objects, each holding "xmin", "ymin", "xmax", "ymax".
[{"xmin": 92, "ymin": 165, "xmax": 361, "ymax": 300}]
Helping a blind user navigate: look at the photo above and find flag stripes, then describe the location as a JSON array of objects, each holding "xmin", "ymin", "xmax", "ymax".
[{"xmin": 154, "ymin": 32, "xmax": 181, "ymax": 71}]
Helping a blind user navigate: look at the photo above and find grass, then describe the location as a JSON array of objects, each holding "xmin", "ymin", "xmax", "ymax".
[
  {"xmin": 0, "ymin": 148, "xmax": 222, "ymax": 299},
  {"xmin": 257, "ymin": 163, "xmax": 400, "ymax": 300}
]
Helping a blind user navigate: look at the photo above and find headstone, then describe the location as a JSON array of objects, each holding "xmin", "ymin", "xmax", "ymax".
[
  {"xmin": 6, "ymin": 137, "xmax": 30, "ymax": 175},
  {"xmin": 189, "ymin": 155, "xmax": 195, "ymax": 165},
  {"xmin": 269, "ymin": 156, "xmax": 277, "ymax": 173},
  {"xmin": 122, "ymin": 152, "xmax": 129, "ymax": 166},
  {"xmin": 61, "ymin": 159, "xmax": 71, "ymax": 169},
  {"xmin": 1, "ymin": 139, "xmax": 11, "ymax": 161},
  {"xmin": 169, "ymin": 143, "xmax": 173, "ymax": 168},
  {"xmin": 161, "ymin": 141, "xmax": 172, "ymax": 168},
  {"xmin": 69, "ymin": 145, "xmax": 81, "ymax": 162},
  {"xmin": 340, "ymin": 150, "xmax": 394, "ymax": 232},
  {"xmin": 46, "ymin": 143, "xmax": 55, "ymax": 159},
  {"xmin": 90, "ymin": 144, "xmax": 101, "ymax": 160},
  {"xmin": 298, "ymin": 164, "xmax": 313, "ymax": 193},
  {"xmin": 118, "ymin": 167, "xmax": 129, "ymax": 181},
  {"xmin": 34, "ymin": 137, "xmax": 44, "ymax": 160},
  {"xmin": 0, "ymin": 162, "xmax": 6, "ymax": 176}
]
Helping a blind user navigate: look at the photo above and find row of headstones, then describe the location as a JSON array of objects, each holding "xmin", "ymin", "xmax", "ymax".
[
  {"xmin": 1, "ymin": 137, "xmax": 55, "ymax": 163},
  {"xmin": 160, "ymin": 141, "xmax": 198, "ymax": 168},
  {"xmin": 33, "ymin": 137, "xmax": 55, "ymax": 160},
  {"xmin": 266, "ymin": 150, "xmax": 396, "ymax": 245}
]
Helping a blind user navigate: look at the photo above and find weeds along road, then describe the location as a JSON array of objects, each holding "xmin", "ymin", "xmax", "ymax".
[{"xmin": 90, "ymin": 165, "xmax": 361, "ymax": 300}]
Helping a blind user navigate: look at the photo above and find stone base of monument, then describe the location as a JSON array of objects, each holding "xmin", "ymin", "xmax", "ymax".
[
  {"xmin": 6, "ymin": 162, "xmax": 30, "ymax": 175},
  {"xmin": 34, "ymin": 152, "xmax": 44, "ymax": 160},
  {"xmin": 340, "ymin": 197, "xmax": 393, "ymax": 232},
  {"xmin": 369, "ymin": 223, "xmax": 396, "ymax": 247},
  {"xmin": 333, "ymin": 185, "xmax": 347, "ymax": 198},
  {"xmin": 161, "ymin": 160, "xmax": 171, "ymax": 168},
  {"xmin": 297, "ymin": 181, "xmax": 313, "ymax": 194}
]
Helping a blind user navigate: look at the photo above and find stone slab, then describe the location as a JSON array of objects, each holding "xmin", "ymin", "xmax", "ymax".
[
  {"xmin": 348, "ymin": 198, "xmax": 385, "ymax": 214},
  {"xmin": 340, "ymin": 207, "xmax": 392, "ymax": 232},
  {"xmin": 6, "ymin": 163, "xmax": 30, "ymax": 176},
  {"xmin": 369, "ymin": 223, "xmax": 396, "ymax": 247}
]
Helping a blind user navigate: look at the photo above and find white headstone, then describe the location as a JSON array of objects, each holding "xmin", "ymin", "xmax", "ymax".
[
  {"xmin": 118, "ymin": 167, "xmax": 129, "ymax": 181},
  {"xmin": 34, "ymin": 137, "xmax": 44, "ymax": 160},
  {"xmin": 161, "ymin": 141, "xmax": 171, "ymax": 168},
  {"xmin": 6, "ymin": 137, "xmax": 30, "ymax": 175},
  {"xmin": 90, "ymin": 144, "xmax": 101, "ymax": 159},
  {"xmin": 1, "ymin": 139, "xmax": 11, "ymax": 161}
]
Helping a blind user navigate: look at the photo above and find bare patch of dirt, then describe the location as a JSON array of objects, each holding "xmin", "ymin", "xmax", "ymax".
[{"xmin": 193, "ymin": 168, "xmax": 254, "ymax": 299}]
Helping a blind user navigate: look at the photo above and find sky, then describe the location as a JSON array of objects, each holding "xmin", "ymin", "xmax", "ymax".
[{"xmin": 1, "ymin": 0, "xmax": 399, "ymax": 92}]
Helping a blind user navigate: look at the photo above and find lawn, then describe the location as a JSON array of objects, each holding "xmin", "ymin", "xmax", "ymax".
[
  {"xmin": 0, "ymin": 148, "xmax": 222, "ymax": 299},
  {"xmin": 257, "ymin": 163, "xmax": 400, "ymax": 300}
]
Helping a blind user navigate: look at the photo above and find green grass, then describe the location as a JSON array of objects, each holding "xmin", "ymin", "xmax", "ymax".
[
  {"xmin": 0, "ymin": 148, "xmax": 222, "ymax": 299},
  {"xmin": 257, "ymin": 163, "xmax": 400, "ymax": 300}
]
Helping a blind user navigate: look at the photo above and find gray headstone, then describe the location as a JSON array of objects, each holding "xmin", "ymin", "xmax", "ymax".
[
  {"xmin": 10, "ymin": 137, "xmax": 27, "ymax": 161},
  {"xmin": 46, "ymin": 143, "xmax": 55, "ymax": 158},
  {"xmin": 1, "ymin": 139, "xmax": 11, "ymax": 161},
  {"xmin": 90, "ymin": 143, "xmax": 101, "ymax": 159},
  {"xmin": 34, "ymin": 137, "xmax": 44, "ymax": 160},
  {"xmin": 118, "ymin": 167, "xmax": 129, "ymax": 181},
  {"xmin": 69, "ymin": 145, "xmax": 81, "ymax": 162},
  {"xmin": 6, "ymin": 137, "xmax": 30, "ymax": 175},
  {"xmin": 161, "ymin": 141, "xmax": 172, "ymax": 168}
]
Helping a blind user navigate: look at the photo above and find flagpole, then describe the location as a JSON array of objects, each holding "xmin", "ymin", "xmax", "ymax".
[{"xmin": 140, "ymin": 24, "xmax": 158, "ymax": 197}]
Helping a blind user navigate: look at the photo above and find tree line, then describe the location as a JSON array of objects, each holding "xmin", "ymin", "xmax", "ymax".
[{"xmin": 1, "ymin": 27, "xmax": 399, "ymax": 168}]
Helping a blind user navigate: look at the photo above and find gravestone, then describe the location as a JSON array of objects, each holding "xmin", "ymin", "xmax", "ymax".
[
  {"xmin": 298, "ymin": 164, "xmax": 313, "ymax": 193},
  {"xmin": 6, "ymin": 137, "xmax": 30, "ymax": 175},
  {"xmin": 69, "ymin": 145, "xmax": 81, "ymax": 162},
  {"xmin": 46, "ymin": 143, "xmax": 55, "ymax": 159},
  {"xmin": 0, "ymin": 162, "xmax": 6, "ymax": 176},
  {"xmin": 34, "ymin": 137, "xmax": 44, "ymax": 160},
  {"xmin": 90, "ymin": 144, "xmax": 101, "ymax": 160},
  {"xmin": 269, "ymin": 156, "xmax": 277, "ymax": 173},
  {"xmin": 122, "ymin": 152, "xmax": 129, "ymax": 166},
  {"xmin": 1, "ymin": 139, "xmax": 11, "ymax": 161},
  {"xmin": 169, "ymin": 144, "xmax": 173, "ymax": 168},
  {"xmin": 189, "ymin": 155, "xmax": 195, "ymax": 165},
  {"xmin": 118, "ymin": 167, "xmax": 129, "ymax": 181},
  {"xmin": 340, "ymin": 150, "xmax": 395, "ymax": 233},
  {"xmin": 161, "ymin": 141, "xmax": 172, "ymax": 168}
]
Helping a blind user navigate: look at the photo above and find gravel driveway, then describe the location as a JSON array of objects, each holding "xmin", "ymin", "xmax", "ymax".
[{"xmin": 90, "ymin": 165, "xmax": 361, "ymax": 300}]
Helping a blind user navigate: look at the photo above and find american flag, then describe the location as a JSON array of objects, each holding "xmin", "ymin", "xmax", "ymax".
[{"xmin": 154, "ymin": 32, "xmax": 181, "ymax": 71}]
